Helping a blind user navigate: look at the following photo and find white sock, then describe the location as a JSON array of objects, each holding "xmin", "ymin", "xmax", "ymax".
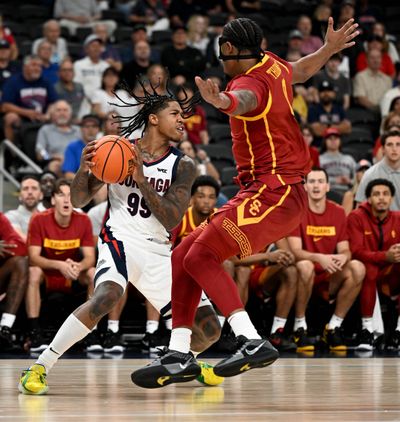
[
  {"xmin": 218, "ymin": 315, "xmax": 226, "ymax": 327},
  {"xmin": 362, "ymin": 317, "xmax": 373, "ymax": 333},
  {"xmin": 294, "ymin": 317, "xmax": 307, "ymax": 332},
  {"xmin": 328, "ymin": 314, "xmax": 344, "ymax": 330},
  {"xmin": 169, "ymin": 327, "xmax": 191, "ymax": 353},
  {"xmin": 146, "ymin": 320, "xmax": 159, "ymax": 334},
  {"xmin": 191, "ymin": 350, "xmax": 199, "ymax": 358},
  {"xmin": 271, "ymin": 316, "xmax": 286, "ymax": 334},
  {"xmin": 107, "ymin": 320, "xmax": 119, "ymax": 333},
  {"xmin": 228, "ymin": 311, "xmax": 261, "ymax": 339},
  {"xmin": 36, "ymin": 314, "xmax": 91, "ymax": 373},
  {"xmin": 164, "ymin": 318, "xmax": 172, "ymax": 330},
  {"xmin": 396, "ymin": 316, "xmax": 400, "ymax": 332},
  {"xmin": 0, "ymin": 313, "xmax": 16, "ymax": 328}
]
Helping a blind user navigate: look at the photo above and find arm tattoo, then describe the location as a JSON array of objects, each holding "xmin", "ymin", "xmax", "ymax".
[
  {"xmin": 70, "ymin": 169, "xmax": 105, "ymax": 208},
  {"xmin": 137, "ymin": 155, "xmax": 196, "ymax": 231},
  {"xmin": 231, "ymin": 90, "xmax": 258, "ymax": 116}
]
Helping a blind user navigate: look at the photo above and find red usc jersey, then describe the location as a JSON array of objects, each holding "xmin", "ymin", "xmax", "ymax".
[
  {"xmin": 290, "ymin": 200, "xmax": 348, "ymax": 254},
  {"xmin": 0, "ymin": 212, "xmax": 27, "ymax": 258},
  {"xmin": 28, "ymin": 209, "xmax": 94, "ymax": 278},
  {"xmin": 227, "ymin": 52, "xmax": 311, "ymax": 189}
]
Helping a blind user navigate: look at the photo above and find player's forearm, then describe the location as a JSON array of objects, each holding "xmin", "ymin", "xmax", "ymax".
[
  {"xmin": 79, "ymin": 255, "xmax": 95, "ymax": 272},
  {"xmin": 237, "ymin": 253, "xmax": 270, "ymax": 266},
  {"xmin": 71, "ymin": 168, "xmax": 104, "ymax": 208},
  {"xmin": 217, "ymin": 90, "xmax": 258, "ymax": 116},
  {"xmin": 30, "ymin": 255, "xmax": 61, "ymax": 271},
  {"xmin": 292, "ymin": 248, "xmax": 322, "ymax": 263}
]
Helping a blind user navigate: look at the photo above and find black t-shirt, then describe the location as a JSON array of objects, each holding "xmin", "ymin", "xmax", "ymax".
[
  {"xmin": 0, "ymin": 61, "xmax": 20, "ymax": 100},
  {"xmin": 161, "ymin": 46, "xmax": 205, "ymax": 79}
]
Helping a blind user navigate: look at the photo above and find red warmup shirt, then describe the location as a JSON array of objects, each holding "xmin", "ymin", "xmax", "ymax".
[
  {"xmin": 227, "ymin": 52, "xmax": 311, "ymax": 189},
  {"xmin": 0, "ymin": 212, "xmax": 27, "ymax": 258},
  {"xmin": 347, "ymin": 202, "xmax": 400, "ymax": 265},
  {"xmin": 28, "ymin": 209, "xmax": 94, "ymax": 278},
  {"xmin": 290, "ymin": 200, "xmax": 348, "ymax": 254},
  {"xmin": 309, "ymin": 146, "xmax": 320, "ymax": 168},
  {"xmin": 356, "ymin": 51, "xmax": 395, "ymax": 78},
  {"xmin": 183, "ymin": 105, "xmax": 207, "ymax": 145}
]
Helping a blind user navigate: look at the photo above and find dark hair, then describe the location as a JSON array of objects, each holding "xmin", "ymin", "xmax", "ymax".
[
  {"xmin": 381, "ymin": 129, "xmax": 400, "ymax": 146},
  {"xmin": 365, "ymin": 178, "xmax": 395, "ymax": 197},
  {"xmin": 320, "ymin": 135, "xmax": 342, "ymax": 154},
  {"xmin": 52, "ymin": 178, "xmax": 71, "ymax": 196},
  {"xmin": 191, "ymin": 175, "xmax": 220, "ymax": 197},
  {"xmin": 221, "ymin": 18, "xmax": 264, "ymax": 60},
  {"xmin": 40, "ymin": 170, "xmax": 58, "ymax": 182},
  {"xmin": 111, "ymin": 79, "xmax": 199, "ymax": 138},
  {"xmin": 101, "ymin": 67, "xmax": 119, "ymax": 90},
  {"xmin": 21, "ymin": 174, "xmax": 40, "ymax": 185},
  {"xmin": 306, "ymin": 167, "xmax": 329, "ymax": 182}
]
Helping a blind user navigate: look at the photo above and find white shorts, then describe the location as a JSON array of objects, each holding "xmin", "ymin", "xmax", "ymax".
[{"xmin": 94, "ymin": 234, "xmax": 210, "ymax": 316}]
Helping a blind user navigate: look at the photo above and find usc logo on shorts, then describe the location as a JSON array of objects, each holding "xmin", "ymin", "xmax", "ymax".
[{"xmin": 249, "ymin": 199, "xmax": 262, "ymax": 216}]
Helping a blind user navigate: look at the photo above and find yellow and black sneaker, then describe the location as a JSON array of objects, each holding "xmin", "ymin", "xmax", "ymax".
[
  {"xmin": 196, "ymin": 361, "xmax": 224, "ymax": 386},
  {"xmin": 18, "ymin": 364, "xmax": 48, "ymax": 395},
  {"xmin": 322, "ymin": 325, "xmax": 347, "ymax": 351},
  {"xmin": 293, "ymin": 328, "xmax": 315, "ymax": 352}
]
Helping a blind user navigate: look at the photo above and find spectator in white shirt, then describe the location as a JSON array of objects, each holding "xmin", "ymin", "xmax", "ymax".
[{"xmin": 32, "ymin": 20, "xmax": 68, "ymax": 65}]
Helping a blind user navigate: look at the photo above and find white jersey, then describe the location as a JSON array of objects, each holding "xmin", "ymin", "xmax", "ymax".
[{"xmin": 102, "ymin": 146, "xmax": 183, "ymax": 243}]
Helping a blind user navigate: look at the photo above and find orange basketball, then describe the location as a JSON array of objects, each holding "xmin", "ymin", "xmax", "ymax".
[{"xmin": 91, "ymin": 135, "xmax": 136, "ymax": 184}]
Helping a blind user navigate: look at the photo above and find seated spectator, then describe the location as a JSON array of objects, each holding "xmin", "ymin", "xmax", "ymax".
[
  {"xmin": 37, "ymin": 40, "xmax": 59, "ymax": 86},
  {"xmin": 5, "ymin": 175, "xmax": 43, "ymax": 241},
  {"xmin": 0, "ymin": 14, "xmax": 18, "ymax": 61},
  {"xmin": 92, "ymin": 67, "xmax": 124, "ymax": 120},
  {"xmin": 371, "ymin": 22, "xmax": 399, "ymax": 66},
  {"xmin": 310, "ymin": 54, "xmax": 351, "ymax": 109},
  {"xmin": 128, "ymin": 0, "xmax": 169, "ymax": 34},
  {"xmin": 296, "ymin": 15, "xmax": 323, "ymax": 56},
  {"xmin": 301, "ymin": 124, "xmax": 320, "ymax": 168},
  {"xmin": 62, "ymin": 114, "xmax": 101, "ymax": 179},
  {"xmin": 37, "ymin": 171, "xmax": 58, "ymax": 212},
  {"xmin": 292, "ymin": 84, "xmax": 309, "ymax": 124},
  {"xmin": 373, "ymin": 111, "xmax": 400, "ymax": 161},
  {"xmin": 308, "ymin": 80, "xmax": 351, "ymax": 145},
  {"xmin": 36, "ymin": 100, "xmax": 81, "ymax": 175},
  {"xmin": 26, "ymin": 179, "xmax": 96, "ymax": 352},
  {"xmin": 353, "ymin": 49, "xmax": 392, "ymax": 113},
  {"xmin": 93, "ymin": 23, "xmax": 122, "ymax": 72},
  {"xmin": 356, "ymin": 34, "xmax": 395, "ymax": 79},
  {"xmin": 168, "ymin": 0, "xmax": 207, "ymax": 27},
  {"xmin": 356, "ymin": 130, "xmax": 400, "ymax": 210},
  {"xmin": 55, "ymin": 58, "xmax": 85, "ymax": 124},
  {"xmin": 54, "ymin": 0, "xmax": 117, "ymax": 37},
  {"xmin": 0, "ymin": 213, "xmax": 28, "ymax": 351},
  {"xmin": 1, "ymin": 55, "xmax": 58, "ymax": 143},
  {"xmin": 186, "ymin": 14, "xmax": 211, "ymax": 57},
  {"xmin": 348, "ymin": 179, "xmax": 400, "ymax": 350},
  {"xmin": 146, "ymin": 63, "xmax": 168, "ymax": 94},
  {"xmin": 120, "ymin": 24, "xmax": 160, "ymax": 64},
  {"xmin": 380, "ymin": 66, "xmax": 400, "ymax": 118},
  {"xmin": 0, "ymin": 40, "xmax": 20, "ymax": 100},
  {"xmin": 32, "ymin": 20, "xmax": 69, "ymax": 65},
  {"xmin": 73, "ymin": 35, "xmax": 110, "ymax": 103},
  {"xmin": 176, "ymin": 83, "xmax": 209, "ymax": 145},
  {"xmin": 283, "ymin": 30, "xmax": 303, "ymax": 60},
  {"xmin": 120, "ymin": 40, "xmax": 153, "ymax": 90},
  {"xmin": 319, "ymin": 128, "xmax": 356, "ymax": 195},
  {"xmin": 161, "ymin": 26, "xmax": 205, "ymax": 86},
  {"xmin": 342, "ymin": 159, "xmax": 371, "ymax": 216},
  {"xmin": 288, "ymin": 168, "xmax": 364, "ymax": 352}
]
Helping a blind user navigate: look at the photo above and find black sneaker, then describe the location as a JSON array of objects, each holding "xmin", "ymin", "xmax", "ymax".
[
  {"xmin": 29, "ymin": 329, "xmax": 49, "ymax": 353},
  {"xmin": 386, "ymin": 330, "xmax": 400, "ymax": 351},
  {"xmin": 103, "ymin": 329, "xmax": 124, "ymax": 353},
  {"xmin": 131, "ymin": 347, "xmax": 201, "ymax": 389},
  {"xmin": 85, "ymin": 330, "xmax": 103, "ymax": 352},
  {"xmin": 293, "ymin": 328, "xmax": 314, "ymax": 352},
  {"xmin": 355, "ymin": 329, "xmax": 374, "ymax": 351},
  {"xmin": 0, "ymin": 326, "xmax": 15, "ymax": 351},
  {"xmin": 322, "ymin": 325, "xmax": 347, "ymax": 351},
  {"xmin": 141, "ymin": 330, "xmax": 170, "ymax": 353},
  {"xmin": 270, "ymin": 328, "xmax": 297, "ymax": 352},
  {"xmin": 213, "ymin": 335, "xmax": 279, "ymax": 378}
]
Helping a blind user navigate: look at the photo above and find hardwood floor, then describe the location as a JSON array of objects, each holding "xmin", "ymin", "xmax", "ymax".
[{"xmin": 2, "ymin": 358, "xmax": 400, "ymax": 421}]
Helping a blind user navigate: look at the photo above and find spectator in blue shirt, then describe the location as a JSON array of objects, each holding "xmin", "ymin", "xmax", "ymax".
[
  {"xmin": 2, "ymin": 55, "xmax": 58, "ymax": 143},
  {"xmin": 62, "ymin": 114, "xmax": 101, "ymax": 179}
]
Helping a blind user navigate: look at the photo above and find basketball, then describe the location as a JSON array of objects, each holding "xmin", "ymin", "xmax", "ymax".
[{"xmin": 91, "ymin": 135, "xmax": 136, "ymax": 184}]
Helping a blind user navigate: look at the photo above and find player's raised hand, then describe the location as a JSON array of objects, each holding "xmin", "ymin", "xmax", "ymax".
[
  {"xmin": 325, "ymin": 17, "xmax": 360, "ymax": 54},
  {"xmin": 195, "ymin": 76, "xmax": 226, "ymax": 109},
  {"xmin": 80, "ymin": 140, "xmax": 97, "ymax": 172}
]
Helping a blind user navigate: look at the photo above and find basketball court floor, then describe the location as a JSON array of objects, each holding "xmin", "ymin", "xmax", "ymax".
[{"xmin": 2, "ymin": 356, "xmax": 400, "ymax": 422}]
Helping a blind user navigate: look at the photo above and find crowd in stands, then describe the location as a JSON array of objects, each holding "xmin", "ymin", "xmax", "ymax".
[{"xmin": 1, "ymin": 0, "xmax": 400, "ymax": 356}]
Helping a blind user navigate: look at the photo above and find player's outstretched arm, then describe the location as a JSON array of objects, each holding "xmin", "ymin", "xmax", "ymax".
[
  {"xmin": 71, "ymin": 141, "xmax": 105, "ymax": 208},
  {"xmin": 133, "ymin": 153, "xmax": 197, "ymax": 231},
  {"xmin": 291, "ymin": 17, "xmax": 360, "ymax": 84}
]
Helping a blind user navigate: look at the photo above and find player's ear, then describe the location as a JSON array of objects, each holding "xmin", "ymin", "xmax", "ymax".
[
  {"xmin": 148, "ymin": 113, "xmax": 158, "ymax": 126},
  {"xmin": 51, "ymin": 196, "xmax": 55, "ymax": 206},
  {"xmin": 326, "ymin": 182, "xmax": 330, "ymax": 192}
]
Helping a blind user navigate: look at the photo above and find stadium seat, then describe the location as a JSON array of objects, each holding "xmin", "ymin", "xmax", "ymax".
[
  {"xmin": 342, "ymin": 127, "xmax": 374, "ymax": 145},
  {"xmin": 114, "ymin": 27, "xmax": 133, "ymax": 43},
  {"xmin": 75, "ymin": 27, "xmax": 93, "ymax": 42},
  {"xmin": 151, "ymin": 30, "xmax": 172, "ymax": 46},
  {"xmin": 14, "ymin": 122, "xmax": 43, "ymax": 164},
  {"xmin": 342, "ymin": 140, "xmax": 373, "ymax": 162},
  {"xmin": 220, "ymin": 166, "xmax": 237, "ymax": 186},
  {"xmin": 201, "ymin": 144, "xmax": 234, "ymax": 162},
  {"xmin": 220, "ymin": 184, "xmax": 240, "ymax": 199},
  {"xmin": 208, "ymin": 123, "xmax": 231, "ymax": 143},
  {"xmin": 101, "ymin": 9, "xmax": 126, "ymax": 24},
  {"xmin": 326, "ymin": 190, "xmax": 344, "ymax": 205}
]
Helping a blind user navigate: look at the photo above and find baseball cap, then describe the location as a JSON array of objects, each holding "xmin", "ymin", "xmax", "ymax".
[
  {"xmin": 0, "ymin": 39, "xmax": 10, "ymax": 49},
  {"xmin": 319, "ymin": 80, "xmax": 335, "ymax": 92},
  {"xmin": 84, "ymin": 34, "xmax": 103, "ymax": 47},
  {"xmin": 288, "ymin": 29, "xmax": 303, "ymax": 40},
  {"xmin": 356, "ymin": 159, "xmax": 372, "ymax": 172},
  {"xmin": 132, "ymin": 24, "xmax": 147, "ymax": 33},
  {"xmin": 81, "ymin": 114, "xmax": 102, "ymax": 126},
  {"xmin": 323, "ymin": 127, "xmax": 341, "ymax": 138}
]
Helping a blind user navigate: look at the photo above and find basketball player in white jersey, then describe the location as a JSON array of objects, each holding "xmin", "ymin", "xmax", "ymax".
[{"xmin": 19, "ymin": 83, "xmax": 222, "ymax": 395}]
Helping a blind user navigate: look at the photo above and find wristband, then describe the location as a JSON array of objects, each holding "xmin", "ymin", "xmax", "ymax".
[{"xmin": 218, "ymin": 91, "xmax": 239, "ymax": 114}]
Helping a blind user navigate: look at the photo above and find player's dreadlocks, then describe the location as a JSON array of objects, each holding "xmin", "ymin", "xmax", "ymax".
[
  {"xmin": 219, "ymin": 17, "xmax": 264, "ymax": 62},
  {"xmin": 110, "ymin": 79, "xmax": 200, "ymax": 138}
]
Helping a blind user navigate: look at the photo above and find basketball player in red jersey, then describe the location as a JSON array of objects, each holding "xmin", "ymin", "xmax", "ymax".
[{"xmin": 132, "ymin": 17, "xmax": 360, "ymax": 387}]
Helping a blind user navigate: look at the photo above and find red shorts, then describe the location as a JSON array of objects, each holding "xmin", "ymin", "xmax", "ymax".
[
  {"xmin": 313, "ymin": 264, "xmax": 331, "ymax": 300},
  {"xmin": 44, "ymin": 274, "xmax": 72, "ymax": 294},
  {"xmin": 194, "ymin": 181, "xmax": 307, "ymax": 262}
]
